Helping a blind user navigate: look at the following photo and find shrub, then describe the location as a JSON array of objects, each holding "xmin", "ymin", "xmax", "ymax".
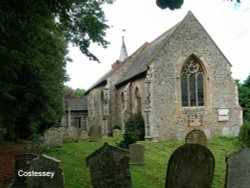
[
  {"xmin": 117, "ymin": 113, "xmax": 145, "ymax": 149},
  {"xmin": 239, "ymin": 121, "xmax": 250, "ymax": 147}
]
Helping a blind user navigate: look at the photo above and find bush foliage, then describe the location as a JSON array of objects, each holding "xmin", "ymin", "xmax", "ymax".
[
  {"xmin": 117, "ymin": 113, "xmax": 145, "ymax": 149},
  {"xmin": 239, "ymin": 121, "xmax": 250, "ymax": 147}
]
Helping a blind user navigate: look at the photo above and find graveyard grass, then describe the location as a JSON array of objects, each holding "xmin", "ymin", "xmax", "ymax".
[{"xmin": 45, "ymin": 136, "xmax": 241, "ymax": 188}]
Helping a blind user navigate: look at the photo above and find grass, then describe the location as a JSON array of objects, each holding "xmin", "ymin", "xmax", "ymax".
[{"xmin": 44, "ymin": 137, "xmax": 241, "ymax": 188}]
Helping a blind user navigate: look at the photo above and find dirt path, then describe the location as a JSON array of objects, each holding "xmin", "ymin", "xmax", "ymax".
[{"xmin": 0, "ymin": 142, "xmax": 34, "ymax": 184}]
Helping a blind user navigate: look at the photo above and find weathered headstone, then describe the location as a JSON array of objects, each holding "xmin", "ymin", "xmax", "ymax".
[
  {"xmin": 11, "ymin": 153, "xmax": 39, "ymax": 187},
  {"xmin": 129, "ymin": 143, "xmax": 145, "ymax": 164},
  {"xmin": 78, "ymin": 130, "xmax": 89, "ymax": 140},
  {"xmin": 222, "ymin": 127, "xmax": 230, "ymax": 136},
  {"xmin": 89, "ymin": 124, "xmax": 102, "ymax": 141},
  {"xmin": 86, "ymin": 143, "xmax": 131, "ymax": 188},
  {"xmin": 225, "ymin": 148, "xmax": 250, "ymax": 188},
  {"xmin": 185, "ymin": 129, "xmax": 207, "ymax": 146},
  {"xmin": 62, "ymin": 126, "xmax": 78, "ymax": 142},
  {"xmin": 113, "ymin": 129, "xmax": 123, "ymax": 141},
  {"xmin": 27, "ymin": 154, "xmax": 64, "ymax": 188},
  {"xmin": 204, "ymin": 129, "xmax": 211, "ymax": 139},
  {"xmin": 165, "ymin": 144, "xmax": 215, "ymax": 188},
  {"xmin": 44, "ymin": 127, "xmax": 64, "ymax": 147}
]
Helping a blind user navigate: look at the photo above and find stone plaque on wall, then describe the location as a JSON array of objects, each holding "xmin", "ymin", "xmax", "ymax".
[
  {"xmin": 217, "ymin": 108, "xmax": 230, "ymax": 122},
  {"xmin": 187, "ymin": 113, "xmax": 203, "ymax": 127}
]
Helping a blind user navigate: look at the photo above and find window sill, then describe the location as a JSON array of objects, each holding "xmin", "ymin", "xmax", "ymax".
[{"xmin": 182, "ymin": 106, "xmax": 205, "ymax": 112}]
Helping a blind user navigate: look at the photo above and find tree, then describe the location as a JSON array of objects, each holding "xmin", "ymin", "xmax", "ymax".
[
  {"xmin": 117, "ymin": 113, "xmax": 145, "ymax": 149},
  {"xmin": 238, "ymin": 75, "xmax": 250, "ymax": 121},
  {"xmin": 0, "ymin": 0, "xmax": 108, "ymax": 139},
  {"xmin": 156, "ymin": 0, "xmax": 241, "ymax": 10},
  {"xmin": 63, "ymin": 86, "xmax": 85, "ymax": 97}
]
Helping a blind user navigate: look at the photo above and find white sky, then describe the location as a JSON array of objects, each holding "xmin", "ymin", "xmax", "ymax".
[{"xmin": 65, "ymin": 0, "xmax": 250, "ymax": 89}]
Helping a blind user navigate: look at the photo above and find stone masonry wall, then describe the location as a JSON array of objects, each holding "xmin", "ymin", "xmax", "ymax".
[{"xmin": 149, "ymin": 13, "xmax": 242, "ymax": 141}]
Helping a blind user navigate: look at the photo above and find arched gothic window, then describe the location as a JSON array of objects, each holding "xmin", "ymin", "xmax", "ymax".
[{"xmin": 181, "ymin": 56, "xmax": 204, "ymax": 107}]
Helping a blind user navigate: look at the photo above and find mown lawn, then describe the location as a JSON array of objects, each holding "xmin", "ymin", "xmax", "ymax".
[{"xmin": 45, "ymin": 137, "xmax": 241, "ymax": 188}]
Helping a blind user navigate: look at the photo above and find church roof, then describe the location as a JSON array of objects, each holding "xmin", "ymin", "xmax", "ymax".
[
  {"xmin": 85, "ymin": 11, "xmax": 232, "ymax": 93},
  {"xmin": 115, "ymin": 22, "xmax": 179, "ymax": 87},
  {"xmin": 85, "ymin": 19, "xmax": 178, "ymax": 94},
  {"xmin": 64, "ymin": 96, "xmax": 88, "ymax": 111}
]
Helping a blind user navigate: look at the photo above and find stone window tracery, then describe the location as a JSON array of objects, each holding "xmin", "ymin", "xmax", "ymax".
[{"xmin": 181, "ymin": 56, "xmax": 204, "ymax": 107}]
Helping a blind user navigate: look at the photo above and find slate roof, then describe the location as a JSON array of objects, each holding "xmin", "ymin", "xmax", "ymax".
[
  {"xmin": 85, "ymin": 11, "xmax": 231, "ymax": 92},
  {"xmin": 85, "ymin": 19, "xmax": 179, "ymax": 93},
  {"xmin": 85, "ymin": 42, "xmax": 149, "ymax": 94},
  {"xmin": 64, "ymin": 96, "xmax": 88, "ymax": 111},
  {"xmin": 115, "ymin": 23, "xmax": 179, "ymax": 87}
]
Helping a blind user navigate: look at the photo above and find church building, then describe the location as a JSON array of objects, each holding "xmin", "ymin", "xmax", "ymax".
[{"xmin": 85, "ymin": 11, "xmax": 242, "ymax": 141}]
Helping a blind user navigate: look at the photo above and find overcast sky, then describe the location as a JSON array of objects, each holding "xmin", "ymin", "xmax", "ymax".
[{"xmin": 65, "ymin": 0, "xmax": 250, "ymax": 89}]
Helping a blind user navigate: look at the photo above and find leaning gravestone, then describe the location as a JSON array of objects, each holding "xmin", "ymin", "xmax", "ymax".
[
  {"xmin": 89, "ymin": 124, "xmax": 102, "ymax": 141},
  {"xmin": 44, "ymin": 127, "xmax": 64, "ymax": 147},
  {"xmin": 129, "ymin": 143, "xmax": 145, "ymax": 164},
  {"xmin": 165, "ymin": 144, "xmax": 215, "ymax": 188},
  {"xmin": 86, "ymin": 143, "xmax": 131, "ymax": 188},
  {"xmin": 27, "ymin": 154, "xmax": 64, "ymax": 188},
  {"xmin": 225, "ymin": 148, "xmax": 250, "ymax": 188},
  {"xmin": 185, "ymin": 129, "xmax": 207, "ymax": 146},
  {"xmin": 11, "ymin": 153, "xmax": 38, "ymax": 187}
]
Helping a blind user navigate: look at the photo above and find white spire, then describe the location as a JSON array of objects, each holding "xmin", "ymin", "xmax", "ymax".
[{"xmin": 119, "ymin": 35, "xmax": 128, "ymax": 62}]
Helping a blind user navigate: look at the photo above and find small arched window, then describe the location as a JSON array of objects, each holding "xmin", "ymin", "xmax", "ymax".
[
  {"xmin": 135, "ymin": 87, "xmax": 141, "ymax": 113},
  {"xmin": 181, "ymin": 56, "xmax": 204, "ymax": 107},
  {"xmin": 121, "ymin": 92, "xmax": 125, "ymax": 110}
]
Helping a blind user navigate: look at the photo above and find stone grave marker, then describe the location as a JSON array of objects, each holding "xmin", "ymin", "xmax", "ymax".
[
  {"xmin": 185, "ymin": 129, "xmax": 207, "ymax": 146},
  {"xmin": 62, "ymin": 126, "xmax": 78, "ymax": 142},
  {"xmin": 225, "ymin": 148, "xmax": 250, "ymax": 188},
  {"xmin": 165, "ymin": 144, "xmax": 215, "ymax": 188},
  {"xmin": 78, "ymin": 130, "xmax": 89, "ymax": 140},
  {"xmin": 86, "ymin": 142, "xmax": 131, "ymax": 188},
  {"xmin": 11, "ymin": 153, "xmax": 38, "ymax": 187},
  {"xmin": 113, "ymin": 129, "xmax": 123, "ymax": 141},
  {"xmin": 129, "ymin": 143, "xmax": 145, "ymax": 164},
  {"xmin": 27, "ymin": 154, "xmax": 64, "ymax": 188},
  {"xmin": 89, "ymin": 124, "xmax": 102, "ymax": 141},
  {"xmin": 44, "ymin": 127, "xmax": 64, "ymax": 147}
]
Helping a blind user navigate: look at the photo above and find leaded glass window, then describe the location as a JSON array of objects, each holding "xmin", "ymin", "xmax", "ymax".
[{"xmin": 181, "ymin": 56, "xmax": 204, "ymax": 107}]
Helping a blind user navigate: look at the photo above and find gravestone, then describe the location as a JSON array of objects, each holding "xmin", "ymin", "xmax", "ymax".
[
  {"xmin": 165, "ymin": 144, "xmax": 215, "ymax": 188},
  {"xmin": 185, "ymin": 129, "xmax": 207, "ymax": 146},
  {"xmin": 225, "ymin": 148, "xmax": 250, "ymax": 188},
  {"xmin": 89, "ymin": 124, "xmax": 102, "ymax": 141},
  {"xmin": 12, "ymin": 153, "xmax": 38, "ymax": 187},
  {"xmin": 44, "ymin": 127, "xmax": 64, "ymax": 147},
  {"xmin": 113, "ymin": 129, "xmax": 123, "ymax": 141},
  {"xmin": 27, "ymin": 154, "xmax": 64, "ymax": 188},
  {"xmin": 62, "ymin": 126, "xmax": 78, "ymax": 142},
  {"xmin": 78, "ymin": 130, "xmax": 89, "ymax": 140},
  {"xmin": 86, "ymin": 143, "xmax": 131, "ymax": 188},
  {"xmin": 204, "ymin": 129, "xmax": 211, "ymax": 139},
  {"xmin": 222, "ymin": 127, "xmax": 230, "ymax": 136},
  {"xmin": 129, "ymin": 143, "xmax": 145, "ymax": 164}
]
